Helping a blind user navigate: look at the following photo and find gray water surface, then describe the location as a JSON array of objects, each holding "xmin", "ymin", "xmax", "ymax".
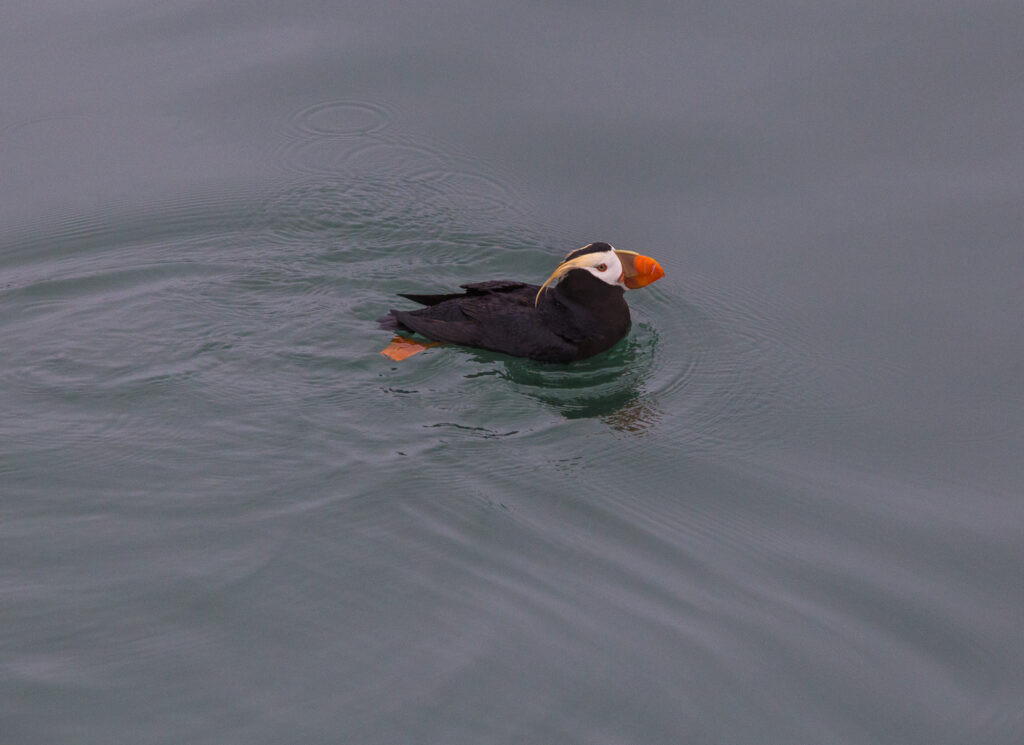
[{"xmin": 3, "ymin": 2, "xmax": 1023, "ymax": 744}]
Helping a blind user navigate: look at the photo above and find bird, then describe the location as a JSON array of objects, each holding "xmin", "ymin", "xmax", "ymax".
[{"xmin": 379, "ymin": 242, "xmax": 664, "ymax": 362}]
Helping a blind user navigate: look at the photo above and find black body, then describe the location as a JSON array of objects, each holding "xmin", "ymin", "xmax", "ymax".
[{"xmin": 379, "ymin": 269, "xmax": 632, "ymax": 362}]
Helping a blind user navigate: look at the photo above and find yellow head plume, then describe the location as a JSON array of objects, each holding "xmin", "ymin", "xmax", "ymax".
[{"xmin": 534, "ymin": 252, "xmax": 602, "ymax": 306}]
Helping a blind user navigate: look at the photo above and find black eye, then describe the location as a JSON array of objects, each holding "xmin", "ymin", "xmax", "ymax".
[{"xmin": 596, "ymin": 263, "xmax": 607, "ymax": 272}]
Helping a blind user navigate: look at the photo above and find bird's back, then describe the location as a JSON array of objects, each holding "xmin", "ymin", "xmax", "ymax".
[{"xmin": 384, "ymin": 281, "xmax": 581, "ymax": 361}]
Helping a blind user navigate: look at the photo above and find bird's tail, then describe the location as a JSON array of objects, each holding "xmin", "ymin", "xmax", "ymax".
[{"xmin": 377, "ymin": 312, "xmax": 400, "ymax": 330}]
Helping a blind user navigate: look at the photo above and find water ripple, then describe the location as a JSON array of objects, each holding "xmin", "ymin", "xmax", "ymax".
[{"xmin": 290, "ymin": 100, "xmax": 393, "ymax": 138}]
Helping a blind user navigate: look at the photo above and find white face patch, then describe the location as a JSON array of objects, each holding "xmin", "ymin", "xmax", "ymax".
[
  {"xmin": 581, "ymin": 250, "xmax": 625, "ymax": 288},
  {"xmin": 535, "ymin": 244, "xmax": 629, "ymax": 305}
]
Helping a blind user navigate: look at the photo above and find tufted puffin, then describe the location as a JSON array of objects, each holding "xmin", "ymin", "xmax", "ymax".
[{"xmin": 379, "ymin": 242, "xmax": 664, "ymax": 362}]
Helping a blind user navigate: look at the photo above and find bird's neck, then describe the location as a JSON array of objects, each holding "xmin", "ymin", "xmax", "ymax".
[
  {"xmin": 552, "ymin": 271, "xmax": 631, "ymax": 338},
  {"xmin": 557, "ymin": 271, "xmax": 626, "ymax": 309}
]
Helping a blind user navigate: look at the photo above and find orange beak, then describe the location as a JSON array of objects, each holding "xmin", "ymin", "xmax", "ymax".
[{"xmin": 615, "ymin": 251, "xmax": 665, "ymax": 289}]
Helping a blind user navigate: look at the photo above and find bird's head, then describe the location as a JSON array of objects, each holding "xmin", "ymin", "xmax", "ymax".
[{"xmin": 535, "ymin": 242, "xmax": 664, "ymax": 305}]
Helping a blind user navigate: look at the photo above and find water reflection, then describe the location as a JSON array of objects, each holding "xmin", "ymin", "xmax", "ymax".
[{"xmin": 489, "ymin": 325, "xmax": 662, "ymax": 433}]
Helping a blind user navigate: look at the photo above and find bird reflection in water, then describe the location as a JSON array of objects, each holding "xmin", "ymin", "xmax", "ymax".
[{"xmin": 494, "ymin": 330, "xmax": 662, "ymax": 435}]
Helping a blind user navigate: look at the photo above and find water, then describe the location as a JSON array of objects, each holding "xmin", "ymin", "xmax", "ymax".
[{"xmin": 3, "ymin": 2, "xmax": 1023, "ymax": 743}]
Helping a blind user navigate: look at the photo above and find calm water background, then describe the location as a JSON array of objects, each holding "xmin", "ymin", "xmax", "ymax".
[{"xmin": 3, "ymin": 2, "xmax": 1023, "ymax": 743}]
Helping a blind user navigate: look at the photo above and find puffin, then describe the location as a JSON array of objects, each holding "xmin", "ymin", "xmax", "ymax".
[{"xmin": 379, "ymin": 242, "xmax": 664, "ymax": 362}]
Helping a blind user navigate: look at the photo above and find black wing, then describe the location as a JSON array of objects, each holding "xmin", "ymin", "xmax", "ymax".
[
  {"xmin": 387, "ymin": 285, "xmax": 579, "ymax": 361},
  {"xmin": 398, "ymin": 280, "xmax": 527, "ymax": 306}
]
